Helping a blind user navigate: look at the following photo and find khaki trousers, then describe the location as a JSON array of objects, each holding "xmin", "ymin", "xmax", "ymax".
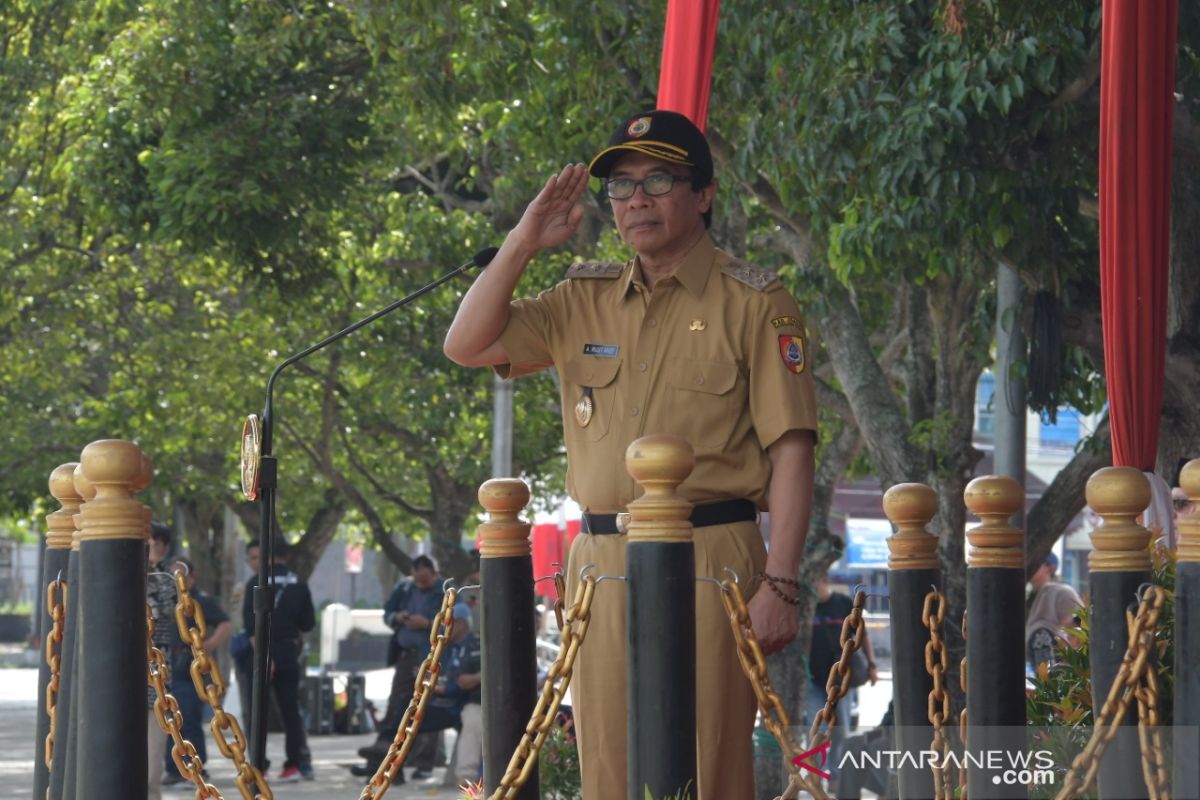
[{"xmin": 566, "ymin": 520, "xmax": 766, "ymax": 800}]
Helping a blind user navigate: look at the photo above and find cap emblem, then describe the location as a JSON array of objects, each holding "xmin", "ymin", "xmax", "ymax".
[{"xmin": 626, "ymin": 116, "xmax": 652, "ymax": 138}]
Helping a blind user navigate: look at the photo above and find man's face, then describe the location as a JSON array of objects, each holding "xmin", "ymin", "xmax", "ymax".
[
  {"xmin": 246, "ymin": 546, "xmax": 260, "ymax": 574},
  {"xmin": 815, "ymin": 575, "xmax": 831, "ymax": 602},
  {"xmin": 1173, "ymin": 488, "xmax": 1194, "ymax": 520},
  {"xmin": 412, "ymin": 565, "xmax": 438, "ymax": 591},
  {"xmin": 608, "ymin": 152, "xmax": 713, "ymax": 261},
  {"xmin": 1031, "ymin": 562, "xmax": 1054, "ymax": 587},
  {"xmin": 149, "ymin": 537, "xmax": 169, "ymax": 565}
]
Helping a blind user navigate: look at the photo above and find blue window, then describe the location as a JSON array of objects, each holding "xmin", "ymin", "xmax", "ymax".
[
  {"xmin": 1040, "ymin": 406, "xmax": 1080, "ymax": 448},
  {"xmin": 975, "ymin": 371, "xmax": 996, "ymax": 437}
]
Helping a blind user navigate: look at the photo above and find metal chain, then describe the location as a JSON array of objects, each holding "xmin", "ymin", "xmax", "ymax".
[
  {"xmin": 719, "ymin": 578, "xmax": 822, "ymax": 800},
  {"xmin": 171, "ymin": 569, "xmax": 273, "ymax": 800},
  {"xmin": 812, "ymin": 590, "xmax": 868, "ymax": 748},
  {"xmin": 552, "ymin": 571, "xmax": 567, "ymax": 631},
  {"xmin": 1136, "ymin": 642, "xmax": 1168, "ymax": 800},
  {"xmin": 922, "ymin": 590, "xmax": 954, "ymax": 800},
  {"xmin": 489, "ymin": 574, "xmax": 597, "ymax": 800},
  {"xmin": 43, "ymin": 578, "xmax": 66, "ymax": 774},
  {"xmin": 147, "ymin": 603, "xmax": 223, "ymax": 799},
  {"xmin": 1053, "ymin": 585, "xmax": 1167, "ymax": 800},
  {"xmin": 360, "ymin": 587, "xmax": 459, "ymax": 800},
  {"xmin": 958, "ymin": 609, "xmax": 967, "ymax": 800}
]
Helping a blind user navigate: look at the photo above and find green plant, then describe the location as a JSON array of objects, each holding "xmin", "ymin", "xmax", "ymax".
[
  {"xmin": 539, "ymin": 722, "xmax": 582, "ymax": 800},
  {"xmin": 643, "ymin": 781, "xmax": 694, "ymax": 800}
]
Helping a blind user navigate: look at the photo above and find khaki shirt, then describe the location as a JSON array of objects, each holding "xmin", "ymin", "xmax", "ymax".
[{"xmin": 498, "ymin": 233, "xmax": 817, "ymax": 513}]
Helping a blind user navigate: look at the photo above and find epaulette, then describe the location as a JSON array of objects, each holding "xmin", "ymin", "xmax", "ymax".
[
  {"xmin": 565, "ymin": 261, "xmax": 624, "ymax": 279},
  {"xmin": 721, "ymin": 260, "xmax": 780, "ymax": 291}
]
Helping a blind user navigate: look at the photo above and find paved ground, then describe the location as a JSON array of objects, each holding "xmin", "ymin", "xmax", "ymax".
[
  {"xmin": 0, "ymin": 663, "xmax": 464, "ymax": 800},
  {"xmin": 0, "ymin": 649, "xmax": 893, "ymax": 800}
]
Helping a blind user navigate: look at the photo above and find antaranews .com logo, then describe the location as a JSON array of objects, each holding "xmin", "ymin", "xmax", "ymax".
[{"xmin": 793, "ymin": 745, "xmax": 1056, "ymax": 787}]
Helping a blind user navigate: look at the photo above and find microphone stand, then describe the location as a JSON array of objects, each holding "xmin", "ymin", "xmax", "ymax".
[{"xmin": 249, "ymin": 248, "xmax": 495, "ymax": 770}]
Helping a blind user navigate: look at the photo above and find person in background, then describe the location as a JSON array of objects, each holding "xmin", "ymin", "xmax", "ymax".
[
  {"xmin": 162, "ymin": 556, "xmax": 232, "ymax": 788},
  {"xmin": 350, "ymin": 603, "xmax": 474, "ymax": 779},
  {"xmin": 1026, "ymin": 581, "xmax": 1083, "ymax": 670},
  {"xmin": 451, "ymin": 606, "xmax": 483, "ymax": 784},
  {"xmin": 232, "ymin": 540, "xmax": 259, "ymax": 732},
  {"xmin": 358, "ymin": 555, "xmax": 445, "ymax": 782},
  {"xmin": 146, "ymin": 522, "xmax": 178, "ymax": 800},
  {"xmin": 1026, "ymin": 551, "xmax": 1060, "ymax": 614},
  {"xmin": 241, "ymin": 535, "xmax": 316, "ymax": 783}
]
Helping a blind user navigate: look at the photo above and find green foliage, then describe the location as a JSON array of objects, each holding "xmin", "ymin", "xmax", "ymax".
[{"xmin": 538, "ymin": 723, "xmax": 582, "ymax": 800}]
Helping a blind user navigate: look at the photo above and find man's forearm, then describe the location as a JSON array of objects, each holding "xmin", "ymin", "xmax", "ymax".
[
  {"xmin": 443, "ymin": 235, "xmax": 538, "ymax": 366},
  {"xmin": 764, "ymin": 430, "xmax": 816, "ymax": 578}
]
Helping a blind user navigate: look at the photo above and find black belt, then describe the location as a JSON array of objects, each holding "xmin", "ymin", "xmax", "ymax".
[{"xmin": 581, "ymin": 498, "xmax": 757, "ymax": 535}]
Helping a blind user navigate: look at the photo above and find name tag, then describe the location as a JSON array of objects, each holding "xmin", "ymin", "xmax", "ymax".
[{"xmin": 583, "ymin": 343, "xmax": 619, "ymax": 358}]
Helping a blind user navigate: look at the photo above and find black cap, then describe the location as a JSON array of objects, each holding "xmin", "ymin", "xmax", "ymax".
[{"xmin": 588, "ymin": 110, "xmax": 713, "ymax": 184}]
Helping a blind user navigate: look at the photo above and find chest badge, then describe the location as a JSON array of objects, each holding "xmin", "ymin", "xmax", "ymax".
[
  {"xmin": 689, "ymin": 319, "xmax": 707, "ymax": 331},
  {"xmin": 575, "ymin": 387, "xmax": 594, "ymax": 428}
]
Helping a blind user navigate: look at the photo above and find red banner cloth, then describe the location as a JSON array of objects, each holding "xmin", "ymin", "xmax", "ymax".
[
  {"xmin": 656, "ymin": 0, "xmax": 721, "ymax": 131},
  {"xmin": 1099, "ymin": 0, "xmax": 1177, "ymax": 469}
]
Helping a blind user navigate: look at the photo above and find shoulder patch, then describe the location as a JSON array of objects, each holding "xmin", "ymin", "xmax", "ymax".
[
  {"xmin": 565, "ymin": 261, "xmax": 624, "ymax": 279},
  {"xmin": 720, "ymin": 260, "xmax": 780, "ymax": 291}
]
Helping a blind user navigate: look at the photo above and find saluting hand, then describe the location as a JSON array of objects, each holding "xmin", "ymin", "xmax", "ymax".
[
  {"xmin": 510, "ymin": 163, "xmax": 589, "ymax": 253},
  {"xmin": 747, "ymin": 585, "xmax": 799, "ymax": 655}
]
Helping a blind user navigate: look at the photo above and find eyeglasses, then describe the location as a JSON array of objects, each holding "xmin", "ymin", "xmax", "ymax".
[
  {"xmin": 1173, "ymin": 498, "xmax": 1194, "ymax": 511},
  {"xmin": 604, "ymin": 173, "xmax": 690, "ymax": 200}
]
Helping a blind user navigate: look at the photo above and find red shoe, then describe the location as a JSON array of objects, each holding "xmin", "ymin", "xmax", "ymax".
[{"xmin": 277, "ymin": 766, "xmax": 302, "ymax": 783}]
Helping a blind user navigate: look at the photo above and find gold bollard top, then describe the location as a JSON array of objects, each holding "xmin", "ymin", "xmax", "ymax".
[
  {"xmin": 963, "ymin": 475, "xmax": 1025, "ymax": 569},
  {"xmin": 882, "ymin": 483, "xmax": 939, "ymax": 570},
  {"xmin": 625, "ymin": 434, "xmax": 695, "ymax": 542},
  {"xmin": 1086, "ymin": 466, "xmax": 1152, "ymax": 572},
  {"xmin": 71, "ymin": 463, "xmax": 94, "ymax": 551},
  {"xmin": 477, "ymin": 478, "xmax": 532, "ymax": 559},
  {"xmin": 47, "ymin": 463, "xmax": 82, "ymax": 550},
  {"xmin": 1179, "ymin": 459, "xmax": 1200, "ymax": 563},
  {"xmin": 78, "ymin": 439, "xmax": 153, "ymax": 543}
]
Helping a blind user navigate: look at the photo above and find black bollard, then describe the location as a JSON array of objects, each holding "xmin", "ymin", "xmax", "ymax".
[
  {"xmin": 625, "ymin": 435, "xmax": 696, "ymax": 800},
  {"xmin": 75, "ymin": 441, "xmax": 152, "ymax": 800},
  {"xmin": 963, "ymin": 475, "xmax": 1026, "ymax": 800},
  {"xmin": 882, "ymin": 483, "xmax": 939, "ymax": 800},
  {"xmin": 1086, "ymin": 467, "xmax": 1152, "ymax": 800},
  {"xmin": 36, "ymin": 465, "xmax": 77, "ymax": 800},
  {"xmin": 477, "ymin": 479, "xmax": 538, "ymax": 799},
  {"xmin": 1176, "ymin": 459, "xmax": 1200, "ymax": 799},
  {"xmin": 52, "ymin": 464, "xmax": 89, "ymax": 800}
]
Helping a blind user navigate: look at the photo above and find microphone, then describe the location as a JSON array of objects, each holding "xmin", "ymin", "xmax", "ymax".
[
  {"xmin": 473, "ymin": 246, "xmax": 500, "ymax": 268},
  {"xmin": 241, "ymin": 246, "xmax": 495, "ymax": 770}
]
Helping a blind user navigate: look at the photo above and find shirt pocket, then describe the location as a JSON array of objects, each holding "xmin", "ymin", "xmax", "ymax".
[
  {"xmin": 665, "ymin": 358, "xmax": 742, "ymax": 450},
  {"xmin": 562, "ymin": 357, "xmax": 622, "ymax": 442}
]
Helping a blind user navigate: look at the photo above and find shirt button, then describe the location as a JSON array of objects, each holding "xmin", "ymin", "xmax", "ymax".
[
  {"xmin": 630, "ymin": 406, "xmax": 640, "ymax": 416},
  {"xmin": 638, "ymin": 362, "xmax": 648, "ymax": 372},
  {"xmin": 646, "ymin": 318, "xmax": 657, "ymax": 328},
  {"xmin": 695, "ymin": 376, "xmax": 705, "ymax": 386}
]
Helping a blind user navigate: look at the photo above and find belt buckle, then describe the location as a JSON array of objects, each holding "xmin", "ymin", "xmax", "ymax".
[{"xmin": 616, "ymin": 512, "xmax": 631, "ymax": 534}]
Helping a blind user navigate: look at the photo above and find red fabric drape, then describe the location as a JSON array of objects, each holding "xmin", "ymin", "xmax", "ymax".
[
  {"xmin": 656, "ymin": 0, "xmax": 721, "ymax": 131},
  {"xmin": 531, "ymin": 522, "xmax": 564, "ymax": 601},
  {"xmin": 1099, "ymin": 0, "xmax": 1177, "ymax": 470}
]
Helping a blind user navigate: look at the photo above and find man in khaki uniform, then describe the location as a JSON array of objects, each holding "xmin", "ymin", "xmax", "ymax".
[{"xmin": 445, "ymin": 110, "xmax": 817, "ymax": 799}]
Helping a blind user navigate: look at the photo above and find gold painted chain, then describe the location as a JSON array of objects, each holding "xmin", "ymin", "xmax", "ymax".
[
  {"xmin": 43, "ymin": 578, "xmax": 66, "ymax": 775},
  {"xmin": 1053, "ymin": 584, "xmax": 1166, "ymax": 800},
  {"xmin": 922, "ymin": 590, "xmax": 954, "ymax": 800},
  {"xmin": 958, "ymin": 609, "xmax": 968, "ymax": 799},
  {"xmin": 489, "ymin": 574, "xmax": 597, "ymax": 800},
  {"xmin": 723, "ymin": 581, "xmax": 868, "ymax": 800},
  {"xmin": 147, "ymin": 603, "xmax": 223, "ymax": 799},
  {"xmin": 360, "ymin": 587, "xmax": 459, "ymax": 800},
  {"xmin": 171, "ymin": 568, "xmax": 272, "ymax": 800},
  {"xmin": 1136, "ymin": 639, "xmax": 1168, "ymax": 800}
]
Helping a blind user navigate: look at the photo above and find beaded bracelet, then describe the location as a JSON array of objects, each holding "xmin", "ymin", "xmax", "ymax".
[{"xmin": 755, "ymin": 572, "xmax": 803, "ymax": 606}]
